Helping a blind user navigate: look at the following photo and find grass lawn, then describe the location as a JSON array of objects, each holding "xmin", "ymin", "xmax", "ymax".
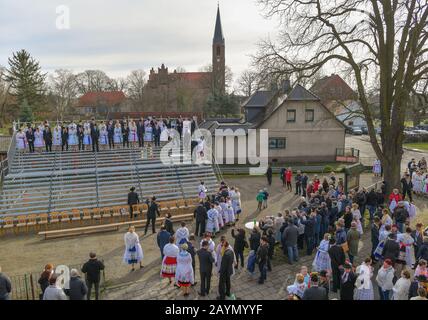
[
  {"xmin": 0, "ymin": 127, "xmax": 11, "ymax": 135},
  {"xmin": 404, "ymin": 142, "xmax": 428, "ymax": 151}
]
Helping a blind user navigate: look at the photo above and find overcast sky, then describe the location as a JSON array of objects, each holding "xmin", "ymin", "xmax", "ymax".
[{"xmin": 0, "ymin": 0, "xmax": 281, "ymax": 86}]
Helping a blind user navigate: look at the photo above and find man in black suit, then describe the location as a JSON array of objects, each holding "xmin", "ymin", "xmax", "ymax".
[
  {"xmin": 412, "ymin": 223, "xmax": 424, "ymax": 262},
  {"xmin": 302, "ymin": 273, "xmax": 328, "ymax": 300},
  {"xmin": 197, "ymin": 240, "xmax": 214, "ymax": 296},
  {"xmin": 339, "ymin": 263, "xmax": 357, "ymax": 300},
  {"xmin": 90, "ymin": 122, "xmax": 100, "ymax": 152},
  {"xmin": 77, "ymin": 126, "xmax": 84, "ymax": 151},
  {"xmin": 328, "ymin": 237, "xmax": 346, "ymax": 293},
  {"xmin": 127, "ymin": 187, "xmax": 139, "ymax": 220},
  {"xmin": 137, "ymin": 118, "xmax": 145, "ymax": 148},
  {"xmin": 217, "ymin": 241, "xmax": 235, "ymax": 300},
  {"xmin": 43, "ymin": 126, "xmax": 53, "ymax": 152},
  {"xmin": 107, "ymin": 120, "xmax": 115, "ymax": 149},
  {"xmin": 194, "ymin": 202, "xmax": 208, "ymax": 237},
  {"xmin": 145, "ymin": 196, "xmax": 160, "ymax": 235},
  {"xmin": 26, "ymin": 127, "xmax": 35, "ymax": 153},
  {"xmin": 61, "ymin": 127, "xmax": 69, "ymax": 151}
]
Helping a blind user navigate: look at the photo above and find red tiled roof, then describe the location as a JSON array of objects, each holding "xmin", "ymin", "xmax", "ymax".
[
  {"xmin": 174, "ymin": 72, "xmax": 210, "ymax": 82},
  {"xmin": 310, "ymin": 74, "xmax": 357, "ymax": 101},
  {"xmin": 77, "ymin": 91, "xmax": 126, "ymax": 107}
]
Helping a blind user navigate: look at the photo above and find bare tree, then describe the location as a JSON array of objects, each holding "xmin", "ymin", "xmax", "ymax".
[
  {"xmin": 237, "ymin": 69, "xmax": 260, "ymax": 97},
  {"xmin": 74, "ymin": 70, "xmax": 112, "ymax": 94},
  {"xmin": 126, "ymin": 69, "xmax": 146, "ymax": 106},
  {"xmin": 254, "ymin": 0, "xmax": 428, "ymax": 191},
  {"xmin": 107, "ymin": 77, "xmax": 128, "ymax": 92},
  {"xmin": 199, "ymin": 64, "xmax": 233, "ymax": 93},
  {"xmin": 49, "ymin": 69, "xmax": 77, "ymax": 121}
]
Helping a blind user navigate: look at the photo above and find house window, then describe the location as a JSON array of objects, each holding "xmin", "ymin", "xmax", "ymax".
[
  {"xmin": 287, "ymin": 110, "xmax": 296, "ymax": 123},
  {"xmin": 269, "ymin": 138, "xmax": 286, "ymax": 150},
  {"xmin": 305, "ymin": 109, "xmax": 315, "ymax": 122}
]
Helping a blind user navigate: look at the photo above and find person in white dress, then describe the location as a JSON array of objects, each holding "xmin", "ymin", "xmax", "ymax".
[
  {"xmin": 230, "ymin": 187, "xmax": 242, "ymax": 221},
  {"xmin": 16, "ymin": 129, "xmax": 27, "ymax": 152},
  {"xmin": 206, "ymin": 205, "xmax": 220, "ymax": 235},
  {"xmin": 113, "ymin": 122, "xmax": 122, "ymax": 147},
  {"xmin": 355, "ymin": 258, "xmax": 375, "ymax": 300},
  {"xmin": 53, "ymin": 125, "xmax": 62, "ymax": 151},
  {"xmin": 225, "ymin": 200, "xmax": 235, "ymax": 225},
  {"xmin": 161, "ymin": 237, "xmax": 180, "ymax": 285},
  {"xmin": 215, "ymin": 203, "xmax": 224, "ymax": 230},
  {"xmin": 99, "ymin": 124, "xmax": 108, "ymax": 149},
  {"xmin": 128, "ymin": 121, "xmax": 138, "ymax": 148},
  {"xmin": 175, "ymin": 243, "xmax": 194, "ymax": 296},
  {"xmin": 351, "ymin": 203, "xmax": 363, "ymax": 235},
  {"xmin": 123, "ymin": 226, "xmax": 144, "ymax": 271},
  {"xmin": 175, "ymin": 222, "xmax": 190, "ymax": 246},
  {"xmin": 200, "ymin": 232, "xmax": 217, "ymax": 262},
  {"xmin": 391, "ymin": 270, "xmax": 411, "ymax": 300},
  {"xmin": 34, "ymin": 127, "xmax": 44, "ymax": 152},
  {"xmin": 373, "ymin": 159, "xmax": 382, "ymax": 177},
  {"xmin": 83, "ymin": 126, "xmax": 92, "ymax": 147},
  {"xmin": 68, "ymin": 122, "xmax": 78, "ymax": 150},
  {"xmin": 312, "ymin": 233, "xmax": 331, "ymax": 272},
  {"xmin": 160, "ymin": 122, "xmax": 169, "ymax": 146},
  {"xmin": 198, "ymin": 182, "xmax": 207, "ymax": 200}
]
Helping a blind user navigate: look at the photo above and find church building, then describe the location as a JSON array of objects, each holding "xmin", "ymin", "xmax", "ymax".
[{"xmin": 141, "ymin": 6, "xmax": 226, "ymax": 113}]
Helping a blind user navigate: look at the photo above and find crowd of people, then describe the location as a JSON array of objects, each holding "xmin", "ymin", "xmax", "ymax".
[
  {"xmin": 15, "ymin": 116, "xmax": 198, "ymax": 153},
  {"xmin": 2, "ymin": 164, "xmax": 428, "ymax": 300},
  {"xmin": 373, "ymin": 157, "xmax": 428, "ymax": 198}
]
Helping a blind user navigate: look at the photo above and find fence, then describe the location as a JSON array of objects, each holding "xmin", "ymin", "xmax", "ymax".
[{"xmin": 8, "ymin": 261, "xmax": 106, "ymax": 300}]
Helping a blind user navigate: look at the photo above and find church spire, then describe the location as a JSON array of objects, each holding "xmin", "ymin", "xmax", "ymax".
[{"xmin": 213, "ymin": 4, "xmax": 224, "ymax": 44}]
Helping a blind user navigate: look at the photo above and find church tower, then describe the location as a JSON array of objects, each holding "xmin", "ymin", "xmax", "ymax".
[{"xmin": 212, "ymin": 5, "xmax": 225, "ymax": 95}]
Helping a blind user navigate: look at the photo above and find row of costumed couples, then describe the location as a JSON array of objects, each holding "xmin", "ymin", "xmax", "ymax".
[
  {"xmin": 15, "ymin": 117, "xmax": 197, "ymax": 151},
  {"xmin": 122, "ymin": 182, "xmax": 242, "ymax": 291}
]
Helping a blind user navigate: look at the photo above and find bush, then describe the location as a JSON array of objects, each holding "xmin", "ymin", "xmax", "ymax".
[{"xmin": 324, "ymin": 165, "xmax": 334, "ymax": 173}]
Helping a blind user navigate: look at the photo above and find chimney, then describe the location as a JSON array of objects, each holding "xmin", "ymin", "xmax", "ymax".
[{"xmin": 282, "ymin": 79, "xmax": 291, "ymax": 94}]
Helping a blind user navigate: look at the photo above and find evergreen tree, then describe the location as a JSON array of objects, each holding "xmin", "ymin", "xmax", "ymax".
[
  {"xmin": 5, "ymin": 49, "xmax": 46, "ymax": 110},
  {"xmin": 204, "ymin": 93, "xmax": 240, "ymax": 118},
  {"xmin": 19, "ymin": 99, "xmax": 34, "ymax": 123}
]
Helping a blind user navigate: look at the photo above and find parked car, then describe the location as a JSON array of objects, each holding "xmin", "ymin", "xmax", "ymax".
[
  {"xmin": 360, "ymin": 126, "xmax": 368, "ymax": 134},
  {"xmin": 351, "ymin": 126, "xmax": 363, "ymax": 135}
]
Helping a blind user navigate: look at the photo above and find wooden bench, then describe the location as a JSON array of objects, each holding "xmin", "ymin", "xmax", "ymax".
[{"xmin": 38, "ymin": 213, "xmax": 194, "ymax": 240}]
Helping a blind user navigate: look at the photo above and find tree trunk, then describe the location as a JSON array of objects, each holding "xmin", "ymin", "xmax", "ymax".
[{"xmin": 381, "ymin": 146, "xmax": 403, "ymax": 195}]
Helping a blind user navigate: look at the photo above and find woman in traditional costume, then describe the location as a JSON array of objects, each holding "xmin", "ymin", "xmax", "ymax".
[
  {"xmin": 373, "ymin": 159, "xmax": 381, "ymax": 177},
  {"xmin": 128, "ymin": 120, "xmax": 138, "ymax": 148},
  {"xmin": 34, "ymin": 127, "xmax": 45, "ymax": 152},
  {"xmin": 231, "ymin": 187, "xmax": 242, "ymax": 221},
  {"xmin": 99, "ymin": 124, "xmax": 108, "ymax": 150},
  {"xmin": 175, "ymin": 243, "xmax": 194, "ymax": 296},
  {"xmin": 312, "ymin": 233, "xmax": 331, "ymax": 272},
  {"xmin": 113, "ymin": 122, "xmax": 122, "ymax": 147},
  {"xmin": 83, "ymin": 125, "xmax": 92, "ymax": 148},
  {"xmin": 161, "ymin": 236, "xmax": 180, "ymax": 285},
  {"xmin": 206, "ymin": 205, "xmax": 220, "ymax": 235},
  {"xmin": 355, "ymin": 258, "xmax": 375, "ymax": 300},
  {"xmin": 123, "ymin": 226, "xmax": 144, "ymax": 271},
  {"xmin": 67, "ymin": 122, "xmax": 78, "ymax": 151},
  {"xmin": 16, "ymin": 129, "xmax": 27, "ymax": 152},
  {"xmin": 52, "ymin": 125, "xmax": 62, "ymax": 151}
]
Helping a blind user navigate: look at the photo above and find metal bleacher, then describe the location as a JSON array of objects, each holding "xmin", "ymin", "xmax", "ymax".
[{"xmin": 0, "ymin": 145, "xmax": 219, "ymax": 218}]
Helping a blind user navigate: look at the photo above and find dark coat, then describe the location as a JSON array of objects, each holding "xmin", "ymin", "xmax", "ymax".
[
  {"xmin": 339, "ymin": 270, "xmax": 357, "ymax": 300},
  {"xmin": 25, "ymin": 130, "xmax": 35, "ymax": 143},
  {"xmin": 302, "ymin": 286, "xmax": 328, "ymax": 300},
  {"xmin": 382, "ymin": 239, "xmax": 400, "ymax": 262},
  {"xmin": 90, "ymin": 127, "xmax": 100, "ymax": 139},
  {"xmin": 127, "ymin": 192, "xmax": 139, "ymax": 206},
  {"xmin": 256, "ymin": 243, "xmax": 269, "ymax": 265},
  {"xmin": 417, "ymin": 242, "xmax": 428, "ymax": 261},
  {"xmin": 65, "ymin": 276, "xmax": 88, "ymax": 300},
  {"xmin": 282, "ymin": 224, "xmax": 298, "ymax": 247},
  {"xmin": 371, "ymin": 223, "xmax": 380, "ymax": 247},
  {"xmin": 249, "ymin": 232, "xmax": 261, "ymax": 251},
  {"xmin": 393, "ymin": 207, "xmax": 409, "ymax": 224},
  {"xmin": 38, "ymin": 272, "xmax": 50, "ymax": 293},
  {"xmin": 81, "ymin": 259, "xmax": 105, "ymax": 283},
  {"xmin": 328, "ymin": 245, "xmax": 346, "ymax": 268},
  {"xmin": 301, "ymin": 217, "xmax": 315, "ymax": 236},
  {"xmin": 157, "ymin": 230, "xmax": 171, "ymax": 252},
  {"xmin": 43, "ymin": 129, "xmax": 53, "ymax": 144},
  {"xmin": 366, "ymin": 191, "xmax": 377, "ymax": 206},
  {"xmin": 219, "ymin": 249, "xmax": 235, "ymax": 276},
  {"xmin": 164, "ymin": 218, "xmax": 174, "ymax": 235},
  {"xmin": 194, "ymin": 205, "xmax": 208, "ymax": 222},
  {"xmin": 147, "ymin": 202, "xmax": 160, "ymax": 218},
  {"xmin": 197, "ymin": 248, "xmax": 214, "ymax": 274},
  {"xmin": 231, "ymin": 229, "xmax": 248, "ymax": 252}
]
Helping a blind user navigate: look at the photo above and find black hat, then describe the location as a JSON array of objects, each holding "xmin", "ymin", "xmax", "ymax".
[
  {"xmin": 130, "ymin": 187, "xmax": 135, "ymax": 191},
  {"xmin": 344, "ymin": 263, "xmax": 352, "ymax": 269}
]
